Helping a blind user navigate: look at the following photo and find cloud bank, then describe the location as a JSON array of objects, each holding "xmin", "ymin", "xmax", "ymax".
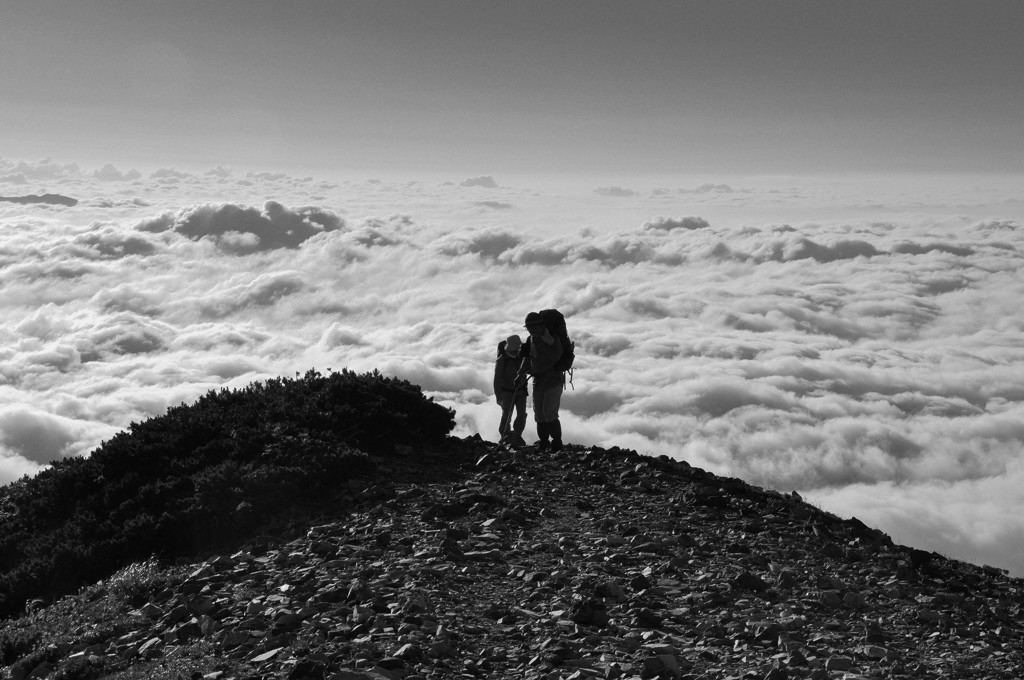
[
  {"xmin": 138, "ymin": 201, "xmax": 343, "ymax": 253},
  {"xmin": 3, "ymin": 158, "xmax": 1024, "ymax": 577}
]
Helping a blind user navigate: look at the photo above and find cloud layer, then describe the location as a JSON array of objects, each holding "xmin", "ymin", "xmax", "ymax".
[{"xmin": 3, "ymin": 158, "xmax": 1024, "ymax": 576}]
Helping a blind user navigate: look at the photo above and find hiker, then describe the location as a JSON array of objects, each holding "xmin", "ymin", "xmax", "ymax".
[
  {"xmin": 493, "ymin": 334, "xmax": 528, "ymax": 447},
  {"xmin": 517, "ymin": 311, "xmax": 564, "ymax": 452}
]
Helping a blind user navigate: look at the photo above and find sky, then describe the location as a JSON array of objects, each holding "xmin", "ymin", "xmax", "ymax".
[
  {"xmin": 3, "ymin": 1, "xmax": 1023, "ymax": 179},
  {"xmin": 3, "ymin": 2, "xmax": 1024, "ymax": 575}
]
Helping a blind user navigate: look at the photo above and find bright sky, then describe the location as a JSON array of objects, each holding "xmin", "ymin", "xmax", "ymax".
[{"xmin": 3, "ymin": 1, "xmax": 1023, "ymax": 179}]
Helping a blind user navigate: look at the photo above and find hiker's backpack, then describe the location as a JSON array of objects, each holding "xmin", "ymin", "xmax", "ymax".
[{"xmin": 537, "ymin": 308, "xmax": 575, "ymax": 375}]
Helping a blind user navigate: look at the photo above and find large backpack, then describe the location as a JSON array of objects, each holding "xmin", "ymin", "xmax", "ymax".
[{"xmin": 537, "ymin": 308, "xmax": 575, "ymax": 376}]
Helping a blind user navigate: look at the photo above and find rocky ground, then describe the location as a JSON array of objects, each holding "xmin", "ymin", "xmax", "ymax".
[{"xmin": 4, "ymin": 437, "xmax": 1024, "ymax": 680}]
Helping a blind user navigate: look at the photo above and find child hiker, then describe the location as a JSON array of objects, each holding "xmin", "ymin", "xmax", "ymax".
[{"xmin": 493, "ymin": 334, "xmax": 528, "ymax": 448}]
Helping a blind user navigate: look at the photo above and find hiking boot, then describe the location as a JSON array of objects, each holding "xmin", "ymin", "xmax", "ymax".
[
  {"xmin": 535, "ymin": 422, "xmax": 551, "ymax": 453},
  {"xmin": 549, "ymin": 419, "xmax": 563, "ymax": 453}
]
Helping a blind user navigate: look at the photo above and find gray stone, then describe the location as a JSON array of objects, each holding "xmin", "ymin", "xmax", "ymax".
[
  {"xmin": 824, "ymin": 656, "xmax": 853, "ymax": 671},
  {"xmin": 570, "ymin": 597, "xmax": 610, "ymax": 627}
]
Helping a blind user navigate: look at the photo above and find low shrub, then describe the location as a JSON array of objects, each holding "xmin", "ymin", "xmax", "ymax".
[{"xmin": 0, "ymin": 369, "xmax": 455, "ymax": 618}]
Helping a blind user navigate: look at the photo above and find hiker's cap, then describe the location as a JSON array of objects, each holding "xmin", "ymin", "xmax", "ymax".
[
  {"xmin": 505, "ymin": 335, "xmax": 522, "ymax": 350},
  {"xmin": 524, "ymin": 311, "xmax": 543, "ymax": 328}
]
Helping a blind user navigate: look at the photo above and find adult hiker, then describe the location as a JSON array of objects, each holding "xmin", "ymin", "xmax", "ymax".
[
  {"xmin": 493, "ymin": 334, "xmax": 528, "ymax": 448},
  {"xmin": 516, "ymin": 311, "xmax": 565, "ymax": 452}
]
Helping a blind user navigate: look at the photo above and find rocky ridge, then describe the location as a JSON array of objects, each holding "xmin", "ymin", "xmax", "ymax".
[{"xmin": 5, "ymin": 437, "xmax": 1023, "ymax": 680}]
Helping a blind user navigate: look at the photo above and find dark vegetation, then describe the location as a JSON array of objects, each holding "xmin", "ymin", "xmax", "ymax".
[{"xmin": 0, "ymin": 369, "xmax": 455, "ymax": 620}]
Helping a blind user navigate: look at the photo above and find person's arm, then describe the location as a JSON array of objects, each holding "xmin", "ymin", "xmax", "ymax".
[{"xmin": 515, "ymin": 339, "xmax": 532, "ymax": 384}]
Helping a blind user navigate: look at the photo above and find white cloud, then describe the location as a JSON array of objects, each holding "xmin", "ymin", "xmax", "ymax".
[
  {"xmin": 3, "ymin": 161, "xmax": 1024, "ymax": 576},
  {"xmin": 0, "ymin": 404, "xmax": 112, "ymax": 466},
  {"xmin": 319, "ymin": 324, "xmax": 367, "ymax": 349},
  {"xmin": 565, "ymin": 386, "xmax": 626, "ymax": 418},
  {"xmin": 0, "ymin": 157, "xmax": 81, "ymax": 181},
  {"xmin": 636, "ymin": 377, "xmax": 800, "ymax": 418},
  {"xmin": 78, "ymin": 312, "xmax": 176, "ymax": 360},
  {"xmin": 595, "ymin": 186, "xmax": 638, "ymax": 197},
  {"xmin": 437, "ymin": 229, "xmax": 521, "ymax": 259},
  {"xmin": 643, "ymin": 216, "xmax": 710, "ymax": 231},
  {"xmin": 94, "ymin": 164, "xmax": 142, "ymax": 182},
  {"xmin": 460, "ymin": 176, "xmax": 498, "ymax": 188},
  {"xmin": 142, "ymin": 201, "xmax": 344, "ymax": 253},
  {"xmin": 680, "ymin": 183, "xmax": 736, "ymax": 194},
  {"xmin": 193, "ymin": 271, "xmax": 308, "ymax": 318},
  {"xmin": 74, "ymin": 226, "xmax": 158, "ymax": 259},
  {"xmin": 16, "ymin": 304, "xmax": 74, "ymax": 340},
  {"xmin": 473, "ymin": 200, "xmax": 514, "ymax": 210},
  {"xmin": 150, "ymin": 167, "xmax": 192, "ymax": 181},
  {"xmin": 0, "ymin": 451, "xmax": 44, "ymax": 486},
  {"xmin": 500, "ymin": 238, "xmax": 572, "ymax": 266},
  {"xmin": 583, "ymin": 333, "xmax": 631, "ymax": 357},
  {"xmin": 811, "ymin": 464, "xmax": 1024, "ymax": 572},
  {"xmin": 746, "ymin": 235, "xmax": 882, "ymax": 263}
]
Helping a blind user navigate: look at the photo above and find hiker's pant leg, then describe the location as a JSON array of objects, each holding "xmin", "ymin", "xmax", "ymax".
[
  {"xmin": 513, "ymin": 390, "xmax": 528, "ymax": 436},
  {"xmin": 543, "ymin": 383, "xmax": 563, "ymax": 422},
  {"xmin": 498, "ymin": 393, "xmax": 515, "ymax": 436},
  {"xmin": 534, "ymin": 383, "xmax": 563, "ymax": 423}
]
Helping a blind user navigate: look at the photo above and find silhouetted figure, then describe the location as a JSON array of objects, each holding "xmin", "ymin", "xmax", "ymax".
[
  {"xmin": 517, "ymin": 312, "xmax": 564, "ymax": 452},
  {"xmin": 494, "ymin": 335, "xmax": 527, "ymax": 447}
]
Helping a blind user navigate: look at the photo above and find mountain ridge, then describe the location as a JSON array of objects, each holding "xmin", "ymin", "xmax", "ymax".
[
  {"xmin": 2, "ymin": 370, "xmax": 1022, "ymax": 679},
  {"xmin": 3, "ymin": 435, "xmax": 1023, "ymax": 680}
]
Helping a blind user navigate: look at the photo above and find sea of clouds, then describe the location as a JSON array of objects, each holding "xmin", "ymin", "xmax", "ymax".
[{"xmin": 3, "ymin": 157, "xmax": 1024, "ymax": 575}]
